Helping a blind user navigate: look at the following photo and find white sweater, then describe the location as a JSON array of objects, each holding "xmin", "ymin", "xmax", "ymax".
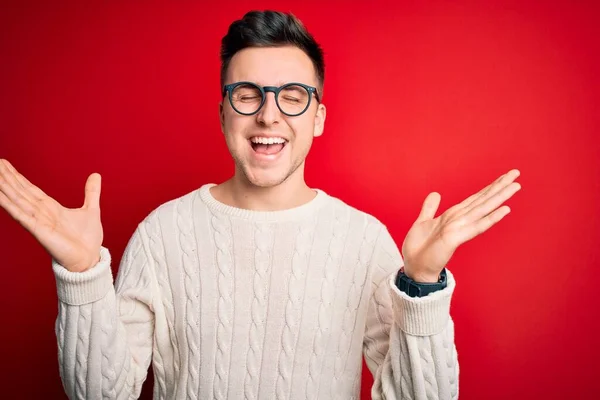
[{"xmin": 52, "ymin": 184, "xmax": 459, "ymax": 400}]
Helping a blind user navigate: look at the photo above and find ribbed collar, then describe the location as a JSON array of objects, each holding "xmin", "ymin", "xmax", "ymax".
[{"xmin": 198, "ymin": 183, "xmax": 330, "ymax": 222}]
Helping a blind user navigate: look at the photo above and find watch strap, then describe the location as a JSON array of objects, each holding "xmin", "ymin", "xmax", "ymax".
[{"xmin": 396, "ymin": 268, "xmax": 448, "ymax": 298}]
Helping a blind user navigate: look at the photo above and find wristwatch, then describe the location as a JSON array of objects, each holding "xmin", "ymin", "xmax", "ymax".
[{"xmin": 396, "ymin": 267, "xmax": 447, "ymax": 298}]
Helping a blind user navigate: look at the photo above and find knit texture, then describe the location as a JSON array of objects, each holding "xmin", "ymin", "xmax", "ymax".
[{"xmin": 53, "ymin": 184, "xmax": 459, "ymax": 399}]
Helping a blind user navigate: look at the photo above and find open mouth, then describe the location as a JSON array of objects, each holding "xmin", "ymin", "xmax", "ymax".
[{"xmin": 249, "ymin": 137, "xmax": 288, "ymax": 156}]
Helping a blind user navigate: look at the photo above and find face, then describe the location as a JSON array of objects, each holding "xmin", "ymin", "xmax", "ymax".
[{"xmin": 220, "ymin": 46, "xmax": 326, "ymax": 188}]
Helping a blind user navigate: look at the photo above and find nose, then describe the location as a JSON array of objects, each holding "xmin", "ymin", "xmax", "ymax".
[{"xmin": 256, "ymin": 92, "xmax": 280, "ymax": 126}]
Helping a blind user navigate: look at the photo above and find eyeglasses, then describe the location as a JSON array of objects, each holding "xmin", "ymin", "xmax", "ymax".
[{"xmin": 222, "ymin": 81, "xmax": 320, "ymax": 117}]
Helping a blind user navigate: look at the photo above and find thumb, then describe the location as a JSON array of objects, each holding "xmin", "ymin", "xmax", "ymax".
[
  {"xmin": 416, "ymin": 192, "xmax": 441, "ymax": 222},
  {"xmin": 83, "ymin": 173, "xmax": 102, "ymax": 209}
]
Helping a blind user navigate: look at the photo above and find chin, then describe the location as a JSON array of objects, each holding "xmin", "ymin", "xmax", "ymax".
[
  {"xmin": 244, "ymin": 169, "xmax": 290, "ymax": 188},
  {"xmin": 231, "ymin": 147, "xmax": 305, "ymax": 188}
]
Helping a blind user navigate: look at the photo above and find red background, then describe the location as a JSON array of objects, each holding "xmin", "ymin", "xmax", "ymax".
[{"xmin": 1, "ymin": 1, "xmax": 599, "ymax": 399}]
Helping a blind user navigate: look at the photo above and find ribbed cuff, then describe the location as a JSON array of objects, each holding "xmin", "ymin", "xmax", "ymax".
[
  {"xmin": 390, "ymin": 268, "xmax": 456, "ymax": 336},
  {"xmin": 52, "ymin": 246, "xmax": 114, "ymax": 305}
]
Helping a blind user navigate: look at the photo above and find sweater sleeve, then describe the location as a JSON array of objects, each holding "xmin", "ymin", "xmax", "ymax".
[
  {"xmin": 363, "ymin": 226, "xmax": 459, "ymax": 400},
  {"xmin": 53, "ymin": 225, "xmax": 156, "ymax": 399}
]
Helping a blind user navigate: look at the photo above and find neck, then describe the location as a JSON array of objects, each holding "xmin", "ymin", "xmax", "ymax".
[{"xmin": 212, "ymin": 167, "xmax": 316, "ymax": 211}]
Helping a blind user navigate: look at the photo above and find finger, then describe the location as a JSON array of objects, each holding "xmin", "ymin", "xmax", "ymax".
[
  {"xmin": 0, "ymin": 164, "xmax": 40, "ymax": 218},
  {"xmin": 2, "ymin": 159, "xmax": 48, "ymax": 201},
  {"xmin": 459, "ymin": 205, "xmax": 511, "ymax": 242},
  {"xmin": 0, "ymin": 183, "xmax": 37, "ymax": 231},
  {"xmin": 461, "ymin": 170, "xmax": 521, "ymax": 215},
  {"xmin": 1, "ymin": 160, "xmax": 60, "ymax": 225},
  {"xmin": 456, "ymin": 169, "xmax": 520, "ymax": 216},
  {"xmin": 83, "ymin": 173, "xmax": 102, "ymax": 209},
  {"xmin": 0, "ymin": 159, "xmax": 57, "ymax": 220},
  {"xmin": 416, "ymin": 192, "xmax": 441, "ymax": 222},
  {"xmin": 449, "ymin": 173, "xmax": 505, "ymax": 215},
  {"xmin": 450, "ymin": 181, "xmax": 494, "ymax": 215},
  {"xmin": 463, "ymin": 181, "xmax": 521, "ymax": 224},
  {"xmin": 0, "ymin": 160, "xmax": 46, "ymax": 215}
]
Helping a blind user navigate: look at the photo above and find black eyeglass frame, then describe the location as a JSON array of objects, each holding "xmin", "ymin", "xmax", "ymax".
[{"xmin": 222, "ymin": 81, "xmax": 321, "ymax": 117}]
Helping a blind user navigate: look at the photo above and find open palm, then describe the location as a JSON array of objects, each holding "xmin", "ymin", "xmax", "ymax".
[
  {"xmin": 0, "ymin": 159, "xmax": 103, "ymax": 272},
  {"xmin": 401, "ymin": 169, "xmax": 522, "ymax": 283}
]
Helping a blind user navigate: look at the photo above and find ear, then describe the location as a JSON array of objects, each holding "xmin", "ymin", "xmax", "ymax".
[
  {"xmin": 219, "ymin": 101, "xmax": 225, "ymax": 133},
  {"xmin": 313, "ymin": 103, "xmax": 326, "ymax": 138}
]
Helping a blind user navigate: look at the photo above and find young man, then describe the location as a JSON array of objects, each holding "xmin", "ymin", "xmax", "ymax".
[{"xmin": 0, "ymin": 10, "xmax": 521, "ymax": 400}]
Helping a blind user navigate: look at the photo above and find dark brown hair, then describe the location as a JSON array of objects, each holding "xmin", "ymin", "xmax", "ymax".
[{"xmin": 220, "ymin": 10, "xmax": 325, "ymax": 94}]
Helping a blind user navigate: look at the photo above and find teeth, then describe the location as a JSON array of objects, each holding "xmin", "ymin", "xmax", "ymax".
[{"xmin": 250, "ymin": 137, "xmax": 286, "ymax": 145}]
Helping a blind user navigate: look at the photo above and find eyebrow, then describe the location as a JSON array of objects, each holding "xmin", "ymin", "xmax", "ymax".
[{"xmin": 240, "ymin": 81, "xmax": 302, "ymax": 87}]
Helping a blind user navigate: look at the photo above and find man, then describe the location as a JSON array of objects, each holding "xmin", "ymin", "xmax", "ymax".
[{"xmin": 0, "ymin": 10, "xmax": 521, "ymax": 400}]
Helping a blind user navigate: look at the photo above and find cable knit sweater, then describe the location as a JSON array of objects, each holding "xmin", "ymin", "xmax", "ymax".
[{"xmin": 52, "ymin": 184, "xmax": 459, "ymax": 400}]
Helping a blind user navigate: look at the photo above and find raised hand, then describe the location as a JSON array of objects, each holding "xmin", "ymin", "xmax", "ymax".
[
  {"xmin": 0, "ymin": 159, "xmax": 104, "ymax": 272},
  {"xmin": 401, "ymin": 169, "xmax": 522, "ymax": 283}
]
